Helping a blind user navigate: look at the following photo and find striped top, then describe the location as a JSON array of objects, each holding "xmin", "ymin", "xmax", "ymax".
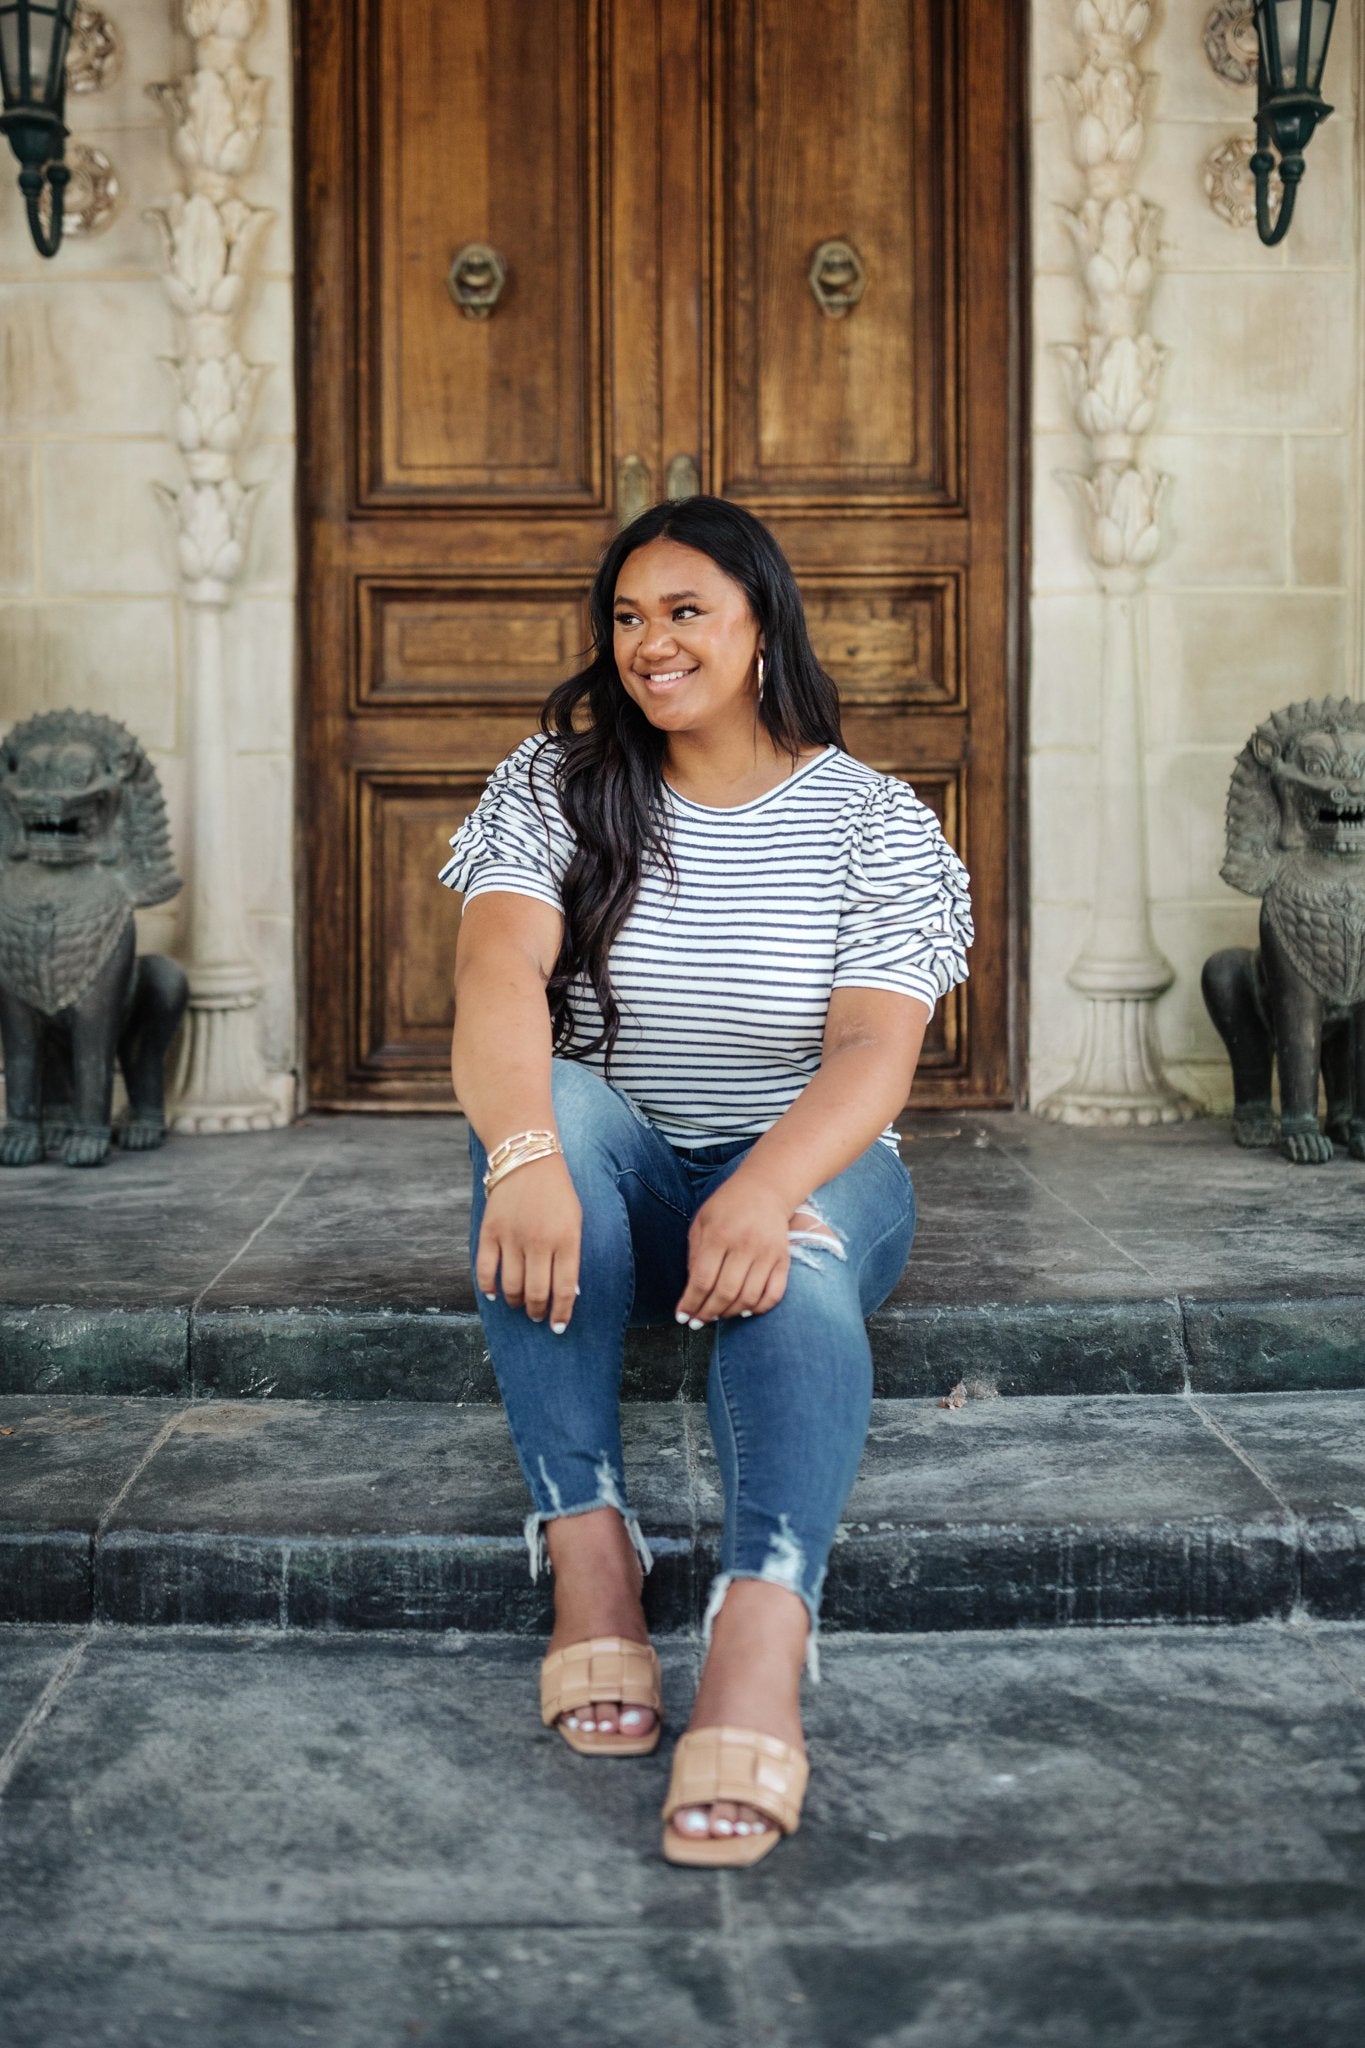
[{"xmin": 439, "ymin": 737, "xmax": 973, "ymax": 1150}]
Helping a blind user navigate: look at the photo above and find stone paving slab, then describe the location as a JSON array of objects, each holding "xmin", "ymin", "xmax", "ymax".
[
  {"xmin": 4, "ymin": 1111, "xmax": 1364, "ymax": 1401},
  {"xmin": 0, "ymin": 1623, "xmax": 1363, "ymax": 2047},
  {"xmin": 3, "ymin": 1391, "xmax": 1363, "ymax": 1634}
]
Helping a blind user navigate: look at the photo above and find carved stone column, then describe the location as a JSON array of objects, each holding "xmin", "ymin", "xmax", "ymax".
[
  {"xmin": 148, "ymin": 1, "xmax": 288, "ymax": 1131},
  {"xmin": 1038, "ymin": 0, "xmax": 1198, "ymax": 1127}
]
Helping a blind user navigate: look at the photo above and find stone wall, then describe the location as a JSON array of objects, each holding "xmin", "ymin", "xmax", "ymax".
[
  {"xmin": 1029, "ymin": 1, "xmax": 1362, "ymax": 1110},
  {"xmin": 0, "ymin": 0, "xmax": 297, "ymax": 1091},
  {"xmin": 1, "ymin": 3, "xmax": 1360, "ymax": 1117}
]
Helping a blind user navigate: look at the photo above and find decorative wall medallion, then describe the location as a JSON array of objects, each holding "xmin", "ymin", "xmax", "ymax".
[
  {"xmin": 35, "ymin": 143, "xmax": 120, "ymax": 239},
  {"xmin": 66, "ymin": 6, "xmax": 123, "ymax": 94},
  {"xmin": 1203, "ymin": 133, "xmax": 1262, "ymax": 227},
  {"xmin": 1203, "ymin": 3, "xmax": 1259, "ymax": 87}
]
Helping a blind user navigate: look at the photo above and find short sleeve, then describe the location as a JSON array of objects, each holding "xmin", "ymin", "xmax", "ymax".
[
  {"xmin": 437, "ymin": 736, "xmax": 571, "ymax": 912},
  {"xmin": 833, "ymin": 777, "xmax": 974, "ymax": 1011}
]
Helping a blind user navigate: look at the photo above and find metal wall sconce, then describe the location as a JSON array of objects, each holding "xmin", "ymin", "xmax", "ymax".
[
  {"xmin": 0, "ymin": 0, "xmax": 79, "ymax": 257},
  {"xmin": 1250, "ymin": 0, "xmax": 1338, "ymax": 245}
]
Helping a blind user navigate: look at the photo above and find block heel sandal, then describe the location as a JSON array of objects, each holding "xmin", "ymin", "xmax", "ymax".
[
  {"xmin": 661, "ymin": 1726, "xmax": 809, "ymax": 1866},
  {"xmin": 539, "ymin": 1637, "xmax": 663, "ymax": 1757}
]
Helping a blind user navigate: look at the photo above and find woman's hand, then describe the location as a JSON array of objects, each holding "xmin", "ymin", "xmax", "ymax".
[
  {"xmin": 476, "ymin": 1155, "xmax": 582, "ymax": 1331},
  {"xmin": 674, "ymin": 1174, "xmax": 795, "ymax": 1326}
]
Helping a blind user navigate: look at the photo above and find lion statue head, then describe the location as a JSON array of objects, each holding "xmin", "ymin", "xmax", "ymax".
[
  {"xmin": 1221, "ymin": 695, "xmax": 1365, "ymax": 898},
  {"xmin": 0, "ymin": 710, "xmax": 180, "ymax": 907}
]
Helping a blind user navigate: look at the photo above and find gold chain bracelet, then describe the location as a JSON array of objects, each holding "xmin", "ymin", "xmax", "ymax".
[{"xmin": 483, "ymin": 1128, "xmax": 563, "ymax": 1196}]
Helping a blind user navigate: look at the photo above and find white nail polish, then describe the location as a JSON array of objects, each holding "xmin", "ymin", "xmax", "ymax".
[
  {"xmin": 551, "ymin": 1322, "xmax": 567, "ymax": 1335},
  {"xmin": 575, "ymin": 1286, "xmax": 582, "ymax": 1295},
  {"xmin": 688, "ymin": 1317, "xmax": 705, "ymax": 1330},
  {"xmin": 564, "ymin": 1716, "xmax": 578, "ymax": 1728},
  {"xmin": 712, "ymin": 1818, "xmax": 734, "ymax": 1836},
  {"xmin": 674, "ymin": 1310, "xmax": 689, "ymax": 1324},
  {"xmin": 579, "ymin": 1719, "xmax": 596, "ymax": 1732},
  {"xmin": 681, "ymin": 1812, "xmax": 708, "ymax": 1834},
  {"xmin": 483, "ymin": 1292, "xmax": 497, "ymax": 1301},
  {"xmin": 734, "ymin": 1822, "xmax": 753, "ymax": 1836},
  {"xmin": 620, "ymin": 1710, "xmax": 644, "ymax": 1728},
  {"xmin": 740, "ymin": 1309, "xmax": 753, "ymax": 1318}
]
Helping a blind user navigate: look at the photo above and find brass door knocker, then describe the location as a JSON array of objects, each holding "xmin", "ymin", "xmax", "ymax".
[
  {"xmin": 447, "ymin": 243, "xmax": 508, "ymax": 319},
  {"xmin": 808, "ymin": 239, "xmax": 866, "ymax": 319}
]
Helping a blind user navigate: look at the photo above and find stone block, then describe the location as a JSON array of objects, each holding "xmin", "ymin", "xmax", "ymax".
[
  {"xmin": 1160, "ymin": 274, "xmax": 1355, "ymax": 433},
  {"xmin": 1, "ymin": 281, "xmax": 171, "ymax": 437},
  {"xmin": 1029, "ymin": 751, "xmax": 1101, "ymax": 908},
  {"xmin": 1145, "ymin": 746, "xmax": 1244, "ymax": 903},
  {"xmin": 1145, "ymin": 590, "xmax": 1350, "ymax": 748},
  {"xmin": 1291, "ymin": 434, "xmax": 1352, "ymax": 588},
  {"xmin": 0, "ymin": 599, "xmax": 179, "ymax": 750},
  {"xmin": 40, "ymin": 442, "xmax": 178, "ymax": 596},
  {"xmin": 1028, "ymin": 594, "xmax": 1103, "ymax": 753},
  {"xmin": 1146, "ymin": 432, "xmax": 1287, "ymax": 588},
  {"xmin": 0, "ymin": 449, "xmax": 35, "ymax": 595}
]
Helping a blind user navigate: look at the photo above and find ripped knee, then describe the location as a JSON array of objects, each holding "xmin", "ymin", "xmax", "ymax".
[{"xmin": 787, "ymin": 1196, "xmax": 847, "ymax": 1267}]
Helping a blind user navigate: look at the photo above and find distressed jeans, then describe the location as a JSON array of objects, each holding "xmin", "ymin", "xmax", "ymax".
[{"xmin": 468, "ymin": 1057, "xmax": 916, "ymax": 1666}]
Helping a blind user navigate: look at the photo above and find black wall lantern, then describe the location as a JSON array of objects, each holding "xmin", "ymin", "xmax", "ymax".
[
  {"xmin": 1251, "ymin": 1, "xmax": 1339, "ymax": 245},
  {"xmin": 0, "ymin": 0, "xmax": 79, "ymax": 258}
]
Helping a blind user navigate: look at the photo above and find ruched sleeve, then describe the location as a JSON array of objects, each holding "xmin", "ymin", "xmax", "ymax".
[
  {"xmin": 437, "ymin": 736, "xmax": 571, "ymax": 912},
  {"xmin": 833, "ymin": 776, "xmax": 974, "ymax": 1011}
]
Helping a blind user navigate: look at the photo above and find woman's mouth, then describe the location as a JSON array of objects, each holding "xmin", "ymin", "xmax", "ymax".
[{"xmin": 638, "ymin": 665, "xmax": 698, "ymax": 691}]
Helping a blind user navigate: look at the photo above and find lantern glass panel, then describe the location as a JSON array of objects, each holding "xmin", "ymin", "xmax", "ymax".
[
  {"xmin": 0, "ymin": 9, "xmax": 26, "ymax": 104},
  {"xmin": 0, "ymin": 1, "xmax": 75, "ymax": 108},
  {"xmin": 1269, "ymin": 1, "xmax": 1335, "ymax": 90}
]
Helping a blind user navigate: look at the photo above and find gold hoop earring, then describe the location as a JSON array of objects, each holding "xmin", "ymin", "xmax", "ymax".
[{"xmin": 756, "ymin": 651, "xmax": 766, "ymax": 702}]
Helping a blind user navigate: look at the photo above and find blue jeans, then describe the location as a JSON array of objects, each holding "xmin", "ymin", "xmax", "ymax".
[{"xmin": 468, "ymin": 1058, "xmax": 916, "ymax": 1665}]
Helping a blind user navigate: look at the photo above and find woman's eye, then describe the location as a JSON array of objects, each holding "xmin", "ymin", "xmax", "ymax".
[
  {"xmin": 614, "ymin": 614, "xmax": 639, "ymax": 628},
  {"xmin": 673, "ymin": 606, "xmax": 699, "ymax": 620}
]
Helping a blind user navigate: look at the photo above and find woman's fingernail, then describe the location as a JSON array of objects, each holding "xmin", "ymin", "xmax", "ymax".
[
  {"xmin": 674, "ymin": 1310, "xmax": 689, "ymax": 1324},
  {"xmin": 483, "ymin": 1292, "xmax": 497, "ymax": 1301},
  {"xmin": 575, "ymin": 1286, "xmax": 582, "ymax": 1296},
  {"xmin": 551, "ymin": 1321, "xmax": 567, "ymax": 1335},
  {"xmin": 688, "ymin": 1317, "xmax": 705, "ymax": 1331},
  {"xmin": 740, "ymin": 1309, "xmax": 753, "ymax": 1318}
]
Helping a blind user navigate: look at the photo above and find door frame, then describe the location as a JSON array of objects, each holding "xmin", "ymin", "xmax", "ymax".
[{"xmin": 292, "ymin": 0, "xmax": 1031, "ymax": 1111}]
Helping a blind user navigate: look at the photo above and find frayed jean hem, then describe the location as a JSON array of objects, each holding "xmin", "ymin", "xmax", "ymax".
[
  {"xmin": 523, "ymin": 1503, "xmax": 655, "ymax": 1584},
  {"xmin": 701, "ymin": 1569, "xmax": 823, "ymax": 1683}
]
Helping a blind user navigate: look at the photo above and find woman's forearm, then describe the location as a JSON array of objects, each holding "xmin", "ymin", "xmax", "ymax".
[
  {"xmin": 451, "ymin": 948, "xmax": 558, "ymax": 1152},
  {"xmin": 733, "ymin": 1010, "xmax": 930, "ymax": 1213}
]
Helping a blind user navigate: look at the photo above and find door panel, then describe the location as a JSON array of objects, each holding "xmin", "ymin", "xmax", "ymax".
[
  {"xmin": 720, "ymin": 0, "xmax": 945, "ymax": 498},
  {"xmin": 364, "ymin": 0, "xmax": 601, "ymax": 502},
  {"xmin": 300, "ymin": 0, "xmax": 1023, "ymax": 1108}
]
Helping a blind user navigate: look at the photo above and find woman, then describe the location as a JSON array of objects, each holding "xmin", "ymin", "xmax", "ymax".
[{"xmin": 442, "ymin": 497, "xmax": 971, "ymax": 1867}]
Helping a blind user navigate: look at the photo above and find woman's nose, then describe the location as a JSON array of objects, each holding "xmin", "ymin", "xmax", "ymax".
[{"xmin": 639, "ymin": 619, "xmax": 679, "ymax": 659}]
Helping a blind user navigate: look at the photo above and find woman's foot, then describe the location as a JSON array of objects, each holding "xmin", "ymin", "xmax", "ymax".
[
  {"xmin": 669, "ymin": 1578, "xmax": 808, "ymax": 1847},
  {"xmin": 545, "ymin": 1506, "xmax": 658, "ymax": 1744}
]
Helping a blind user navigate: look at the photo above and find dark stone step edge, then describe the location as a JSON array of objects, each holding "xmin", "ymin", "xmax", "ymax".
[
  {"xmin": 3, "ymin": 1512, "xmax": 1360, "ymax": 1635},
  {"xmin": 2, "ymin": 1296, "xmax": 1365, "ymax": 1402}
]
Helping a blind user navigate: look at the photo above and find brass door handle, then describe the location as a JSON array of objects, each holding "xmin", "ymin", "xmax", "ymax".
[
  {"xmin": 616, "ymin": 453, "xmax": 651, "ymax": 527},
  {"xmin": 448, "ymin": 242, "xmax": 508, "ymax": 319},
  {"xmin": 809, "ymin": 238, "xmax": 866, "ymax": 318},
  {"xmin": 666, "ymin": 454, "xmax": 700, "ymax": 500}
]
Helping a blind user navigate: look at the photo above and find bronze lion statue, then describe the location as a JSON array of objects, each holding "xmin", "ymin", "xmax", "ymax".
[
  {"xmin": 1202, "ymin": 695, "xmax": 1365, "ymax": 1164},
  {"xmin": 0, "ymin": 711, "xmax": 188, "ymax": 1167}
]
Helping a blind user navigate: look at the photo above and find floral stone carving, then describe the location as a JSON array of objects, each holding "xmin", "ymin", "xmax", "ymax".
[
  {"xmin": 0, "ymin": 713, "xmax": 188, "ymax": 1168},
  {"xmin": 66, "ymin": 7, "xmax": 123, "ymax": 94},
  {"xmin": 1203, "ymin": 4, "xmax": 1260, "ymax": 88},
  {"xmin": 1203, "ymin": 698, "xmax": 1365, "ymax": 1162}
]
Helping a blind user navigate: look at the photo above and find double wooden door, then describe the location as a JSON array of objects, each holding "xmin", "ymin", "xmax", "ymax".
[{"xmin": 299, "ymin": 0, "xmax": 1023, "ymax": 1108}]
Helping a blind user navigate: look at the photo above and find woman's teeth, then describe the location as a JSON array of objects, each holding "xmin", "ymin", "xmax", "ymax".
[{"xmin": 643, "ymin": 667, "xmax": 696, "ymax": 684}]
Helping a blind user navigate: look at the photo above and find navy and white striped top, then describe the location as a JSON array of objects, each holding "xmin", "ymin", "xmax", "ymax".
[{"xmin": 439, "ymin": 737, "xmax": 973, "ymax": 1150}]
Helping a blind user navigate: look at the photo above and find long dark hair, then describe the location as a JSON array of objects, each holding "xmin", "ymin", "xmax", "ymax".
[{"xmin": 534, "ymin": 495, "xmax": 844, "ymax": 1062}]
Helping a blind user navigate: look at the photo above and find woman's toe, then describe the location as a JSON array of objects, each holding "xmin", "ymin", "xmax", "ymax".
[
  {"xmin": 734, "ymin": 1803, "xmax": 768, "ymax": 1836},
  {"xmin": 619, "ymin": 1705, "xmax": 656, "ymax": 1737},
  {"xmin": 709, "ymin": 1800, "xmax": 739, "ymax": 1838},
  {"xmin": 673, "ymin": 1807, "xmax": 710, "ymax": 1837},
  {"xmin": 592, "ymin": 1700, "xmax": 618, "ymax": 1735}
]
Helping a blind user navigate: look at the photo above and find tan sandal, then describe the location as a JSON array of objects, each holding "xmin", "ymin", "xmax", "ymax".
[
  {"xmin": 661, "ymin": 1725, "xmax": 809, "ymax": 1866},
  {"xmin": 539, "ymin": 1636, "xmax": 663, "ymax": 1756}
]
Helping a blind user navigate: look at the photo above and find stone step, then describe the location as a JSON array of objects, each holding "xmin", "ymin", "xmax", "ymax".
[
  {"xmin": 3, "ymin": 1390, "xmax": 1362, "ymax": 1635},
  {"xmin": 4, "ymin": 1292, "xmax": 1365, "ymax": 1403}
]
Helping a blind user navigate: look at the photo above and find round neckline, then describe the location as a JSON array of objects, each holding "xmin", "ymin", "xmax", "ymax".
[{"xmin": 663, "ymin": 745, "xmax": 837, "ymax": 816}]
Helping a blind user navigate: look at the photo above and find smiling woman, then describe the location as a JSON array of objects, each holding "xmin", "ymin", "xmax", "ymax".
[{"xmin": 441, "ymin": 498, "xmax": 972, "ymax": 1867}]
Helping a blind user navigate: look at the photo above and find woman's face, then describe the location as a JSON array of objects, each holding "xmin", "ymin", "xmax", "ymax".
[{"xmin": 612, "ymin": 538, "xmax": 763, "ymax": 735}]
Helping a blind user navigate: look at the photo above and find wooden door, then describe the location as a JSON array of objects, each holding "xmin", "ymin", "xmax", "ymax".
[{"xmin": 299, "ymin": 0, "xmax": 1023, "ymax": 1109}]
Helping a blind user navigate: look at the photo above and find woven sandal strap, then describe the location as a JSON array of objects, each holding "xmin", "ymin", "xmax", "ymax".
[
  {"xmin": 540, "ymin": 1637, "xmax": 662, "ymax": 1726},
  {"xmin": 661, "ymin": 1726, "xmax": 809, "ymax": 1836}
]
